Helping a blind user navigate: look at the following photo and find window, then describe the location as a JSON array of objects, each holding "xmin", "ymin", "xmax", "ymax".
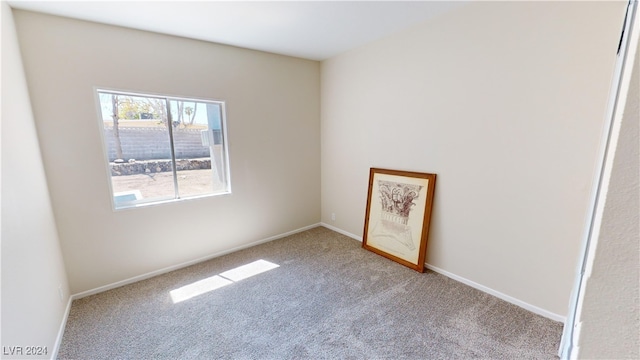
[{"xmin": 96, "ymin": 89, "xmax": 230, "ymax": 209}]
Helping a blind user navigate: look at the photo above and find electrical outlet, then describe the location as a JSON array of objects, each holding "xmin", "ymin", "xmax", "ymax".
[
  {"xmin": 58, "ymin": 285, "xmax": 64, "ymax": 301},
  {"xmin": 331, "ymin": 213, "xmax": 336, "ymax": 221}
]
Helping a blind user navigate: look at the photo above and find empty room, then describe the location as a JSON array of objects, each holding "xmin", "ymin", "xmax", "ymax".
[{"xmin": 2, "ymin": 1, "xmax": 638, "ymax": 359}]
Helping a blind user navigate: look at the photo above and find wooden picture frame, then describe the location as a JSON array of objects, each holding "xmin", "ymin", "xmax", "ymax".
[{"xmin": 362, "ymin": 168, "xmax": 436, "ymax": 272}]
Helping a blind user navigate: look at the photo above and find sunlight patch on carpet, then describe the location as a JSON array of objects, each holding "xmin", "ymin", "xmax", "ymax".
[
  {"xmin": 170, "ymin": 259, "xmax": 280, "ymax": 303},
  {"xmin": 219, "ymin": 259, "xmax": 280, "ymax": 281}
]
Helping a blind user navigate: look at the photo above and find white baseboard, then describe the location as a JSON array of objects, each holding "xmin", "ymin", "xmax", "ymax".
[
  {"xmin": 320, "ymin": 222, "xmax": 362, "ymax": 241},
  {"xmin": 72, "ymin": 223, "xmax": 321, "ymax": 299},
  {"xmin": 67, "ymin": 222, "xmax": 564, "ymax": 335},
  {"xmin": 51, "ymin": 296, "xmax": 73, "ymax": 360},
  {"xmin": 321, "ymin": 223, "xmax": 566, "ymax": 323},
  {"xmin": 424, "ymin": 263, "xmax": 566, "ymax": 323}
]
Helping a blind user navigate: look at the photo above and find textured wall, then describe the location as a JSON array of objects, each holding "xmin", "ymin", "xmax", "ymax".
[
  {"xmin": 1, "ymin": 4, "xmax": 70, "ymax": 358},
  {"xmin": 14, "ymin": 10, "xmax": 320, "ymax": 294},
  {"xmin": 577, "ymin": 36, "xmax": 639, "ymax": 358},
  {"xmin": 321, "ymin": 1, "xmax": 625, "ymax": 318}
]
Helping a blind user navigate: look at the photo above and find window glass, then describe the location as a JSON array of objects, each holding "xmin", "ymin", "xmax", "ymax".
[{"xmin": 97, "ymin": 90, "xmax": 230, "ymax": 209}]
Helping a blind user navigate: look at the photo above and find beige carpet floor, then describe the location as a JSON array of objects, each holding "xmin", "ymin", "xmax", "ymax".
[{"xmin": 57, "ymin": 226, "xmax": 562, "ymax": 359}]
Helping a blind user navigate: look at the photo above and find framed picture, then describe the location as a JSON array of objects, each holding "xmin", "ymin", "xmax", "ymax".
[{"xmin": 362, "ymin": 168, "xmax": 436, "ymax": 272}]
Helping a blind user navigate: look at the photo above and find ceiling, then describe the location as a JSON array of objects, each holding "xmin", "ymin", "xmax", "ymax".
[{"xmin": 7, "ymin": 1, "xmax": 467, "ymax": 60}]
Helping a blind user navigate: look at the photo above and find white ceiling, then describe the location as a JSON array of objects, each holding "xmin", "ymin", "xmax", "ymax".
[{"xmin": 7, "ymin": 1, "xmax": 467, "ymax": 60}]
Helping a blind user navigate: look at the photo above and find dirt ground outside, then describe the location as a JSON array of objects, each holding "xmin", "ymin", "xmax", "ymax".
[{"xmin": 111, "ymin": 169, "xmax": 225, "ymax": 199}]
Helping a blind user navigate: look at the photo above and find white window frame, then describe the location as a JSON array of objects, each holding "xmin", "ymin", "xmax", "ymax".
[{"xmin": 94, "ymin": 88, "xmax": 232, "ymax": 210}]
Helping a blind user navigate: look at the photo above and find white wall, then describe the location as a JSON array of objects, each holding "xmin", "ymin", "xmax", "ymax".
[
  {"xmin": 577, "ymin": 36, "xmax": 639, "ymax": 358},
  {"xmin": 321, "ymin": 1, "xmax": 626, "ymax": 318},
  {"xmin": 1, "ymin": 3, "xmax": 70, "ymax": 358},
  {"xmin": 13, "ymin": 10, "xmax": 320, "ymax": 294}
]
